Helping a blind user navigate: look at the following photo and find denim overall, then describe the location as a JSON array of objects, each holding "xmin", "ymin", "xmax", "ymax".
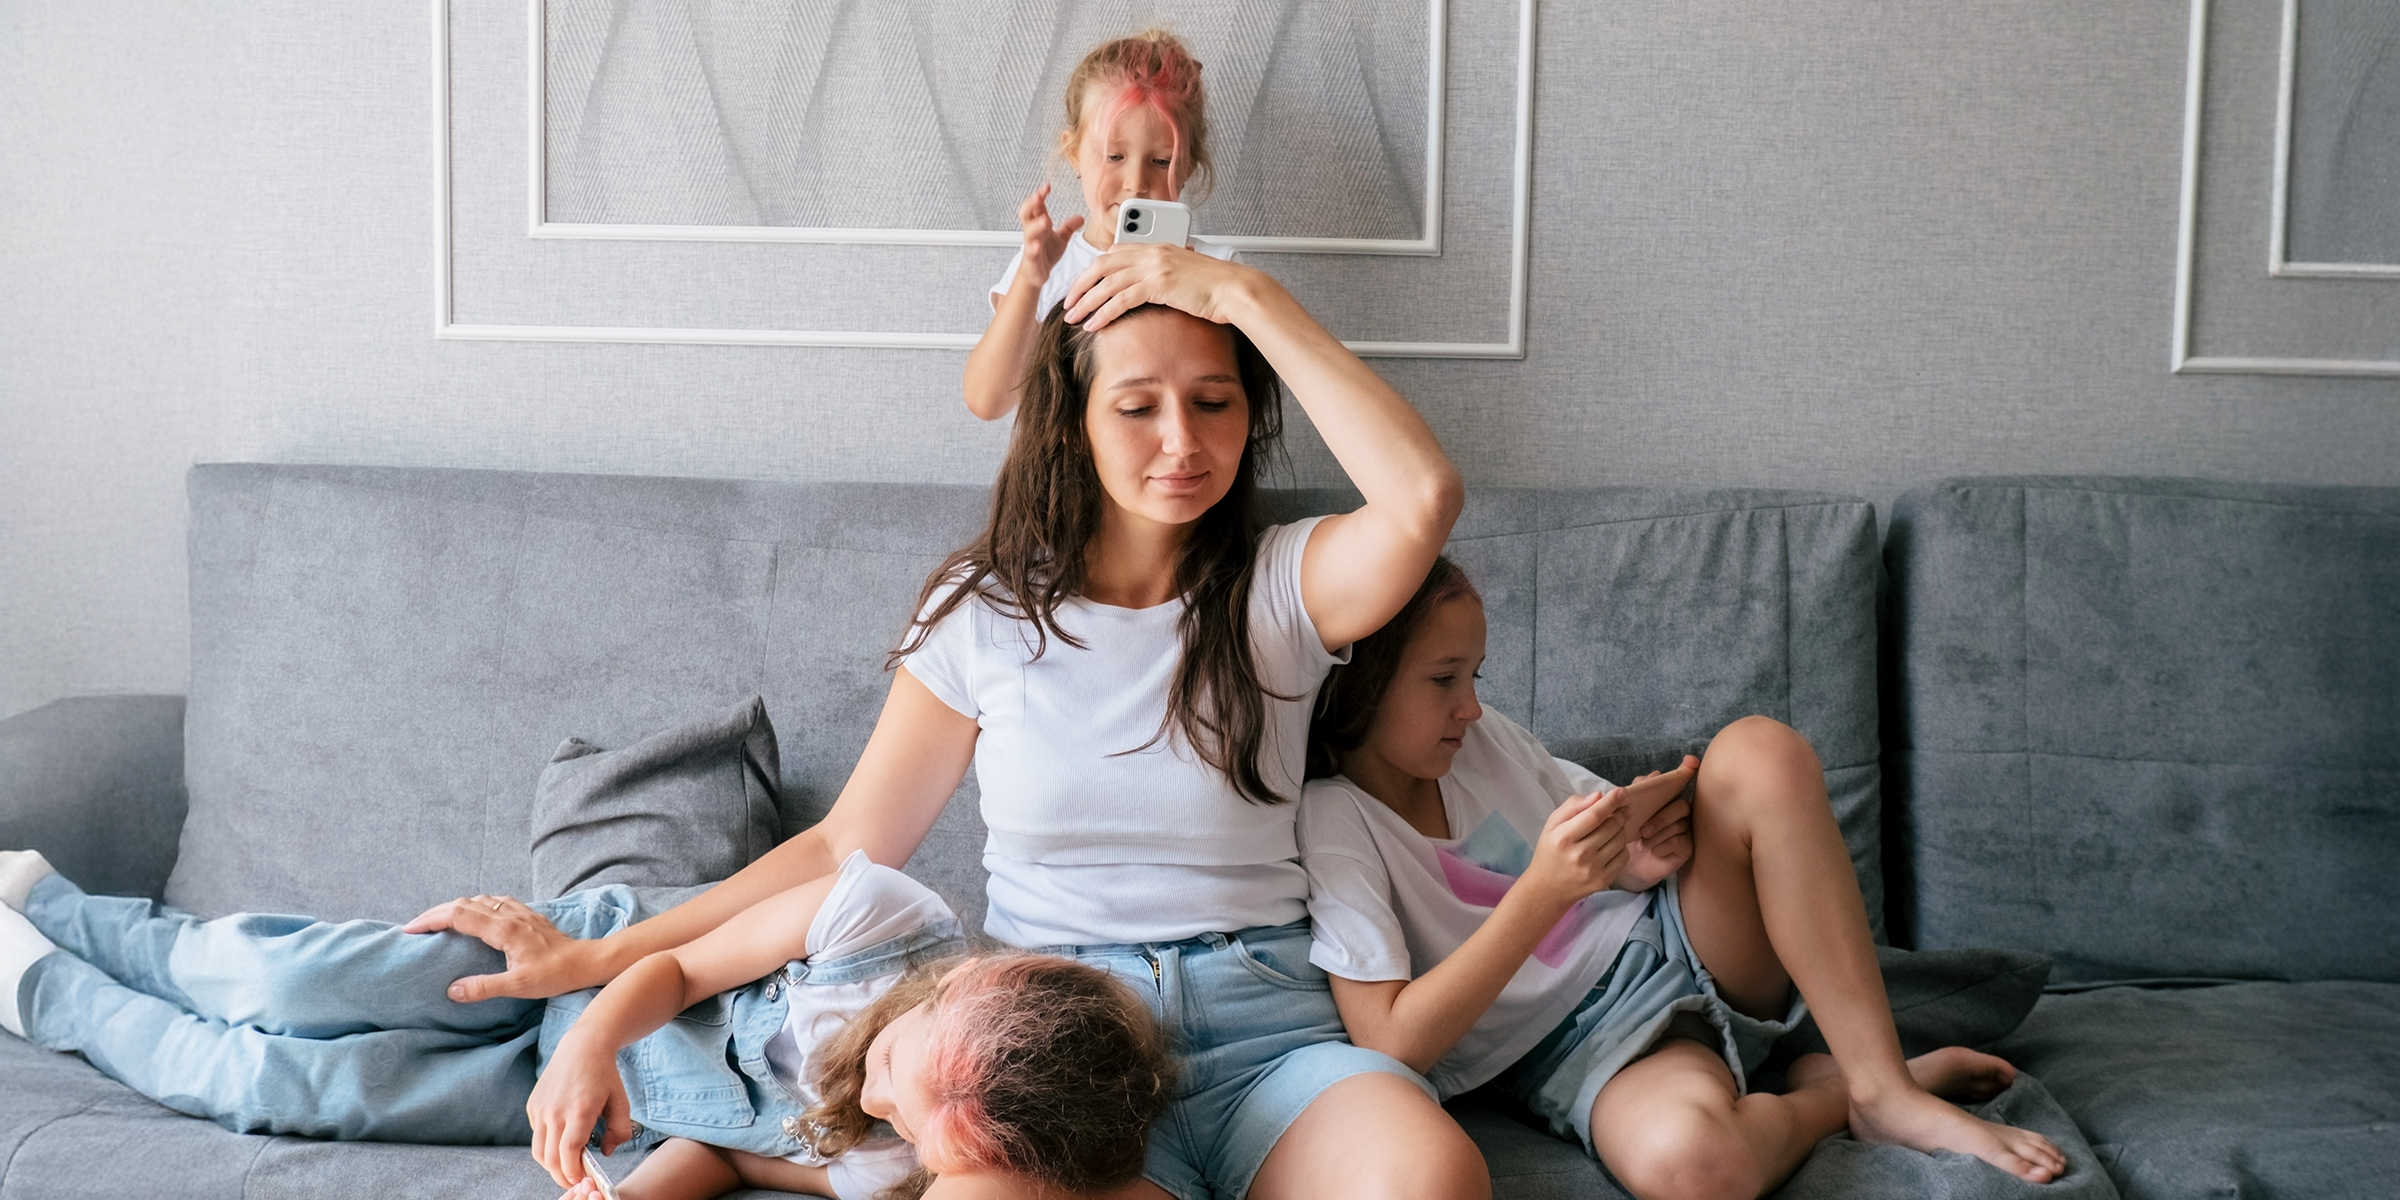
[{"xmin": 14, "ymin": 873, "xmax": 962, "ymax": 1148}]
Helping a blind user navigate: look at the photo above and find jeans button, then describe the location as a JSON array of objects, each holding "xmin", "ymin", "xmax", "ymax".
[
  {"xmin": 782, "ymin": 1116, "xmax": 803, "ymax": 1140},
  {"xmin": 765, "ymin": 980, "xmax": 783, "ymax": 1000}
]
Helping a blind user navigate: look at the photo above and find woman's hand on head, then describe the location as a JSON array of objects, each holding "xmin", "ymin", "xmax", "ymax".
[
  {"xmin": 402, "ymin": 894, "xmax": 597, "ymax": 1002},
  {"xmin": 527, "ymin": 1036, "xmax": 634, "ymax": 1189},
  {"xmin": 1519, "ymin": 791, "xmax": 1632, "ymax": 909},
  {"xmin": 1017, "ymin": 183, "xmax": 1085, "ymax": 285},
  {"xmin": 1063, "ymin": 242, "xmax": 1260, "ymax": 330}
]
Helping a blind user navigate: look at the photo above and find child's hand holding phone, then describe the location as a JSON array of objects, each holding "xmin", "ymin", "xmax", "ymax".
[{"xmin": 1610, "ymin": 756, "xmax": 1699, "ymax": 892}]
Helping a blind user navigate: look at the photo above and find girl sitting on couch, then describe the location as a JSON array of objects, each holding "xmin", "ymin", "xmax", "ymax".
[
  {"xmin": 1294, "ymin": 557, "xmax": 2068, "ymax": 1198},
  {"xmin": 0, "ymin": 849, "xmax": 1171, "ymax": 1200}
]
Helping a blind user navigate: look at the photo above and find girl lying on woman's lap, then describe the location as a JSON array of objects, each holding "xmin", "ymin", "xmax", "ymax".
[
  {"xmin": 0, "ymin": 849, "xmax": 1171, "ymax": 1200},
  {"xmin": 1295, "ymin": 559, "xmax": 2068, "ymax": 1199}
]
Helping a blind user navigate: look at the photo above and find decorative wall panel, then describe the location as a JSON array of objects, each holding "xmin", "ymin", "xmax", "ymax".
[
  {"xmin": 436, "ymin": 0, "xmax": 1536, "ymax": 355},
  {"xmin": 2174, "ymin": 0, "xmax": 2400, "ymax": 375}
]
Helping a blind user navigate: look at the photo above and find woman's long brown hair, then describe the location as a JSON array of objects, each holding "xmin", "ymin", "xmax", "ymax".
[{"xmin": 891, "ymin": 305, "xmax": 1292, "ymax": 803}]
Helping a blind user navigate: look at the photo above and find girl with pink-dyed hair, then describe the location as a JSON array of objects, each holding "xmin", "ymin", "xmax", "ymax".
[
  {"xmin": 962, "ymin": 30, "xmax": 1233, "ymax": 421},
  {"xmin": 0, "ymin": 846, "xmax": 1171, "ymax": 1200}
]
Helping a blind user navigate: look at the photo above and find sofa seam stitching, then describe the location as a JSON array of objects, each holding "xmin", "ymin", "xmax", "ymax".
[
  {"xmin": 1900, "ymin": 746, "xmax": 2400, "ymax": 771},
  {"xmin": 237, "ymin": 1132, "xmax": 275, "ymax": 1200},
  {"xmin": 1977, "ymin": 482, "xmax": 2400, "ymax": 520},
  {"xmin": 1, "ymin": 1100, "xmax": 107, "ymax": 1183}
]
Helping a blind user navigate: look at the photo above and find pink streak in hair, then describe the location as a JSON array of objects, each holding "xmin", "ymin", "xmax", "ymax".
[
  {"xmin": 1095, "ymin": 80, "xmax": 1186, "ymax": 201},
  {"xmin": 910, "ymin": 958, "xmax": 1030, "ymax": 1175}
]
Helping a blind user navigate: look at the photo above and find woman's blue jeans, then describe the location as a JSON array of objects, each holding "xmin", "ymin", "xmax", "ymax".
[{"xmin": 15, "ymin": 873, "xmax": 635, "ymax": 1144}]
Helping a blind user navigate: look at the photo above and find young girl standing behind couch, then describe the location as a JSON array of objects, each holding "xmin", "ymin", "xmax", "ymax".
[
  {"xmin": 961, "ymin": 30, "xmax": 1235, "ymax": 421},
  {"xmin": 1296, "ymin": 559, "xmax": 2068, "ymax": 1200}
]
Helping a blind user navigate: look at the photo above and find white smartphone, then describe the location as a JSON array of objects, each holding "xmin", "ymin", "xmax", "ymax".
[
  {"xmin": 1113, "ymin": 199, "xmax": 1191, "ymax": 247},
  {"xmin": 581, "ymin": 1148, "xmax": 623, "ymax": 1200}
]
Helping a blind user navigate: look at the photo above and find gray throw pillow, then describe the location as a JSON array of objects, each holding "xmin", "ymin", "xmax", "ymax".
[{"xmin": 529, "ymin": 696, "xmax": 784, "ymax": 899}]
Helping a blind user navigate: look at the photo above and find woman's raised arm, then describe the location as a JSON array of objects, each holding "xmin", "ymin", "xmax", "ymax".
[
  {"xmin": 1062, "ymin": 246, "xmax": 1462, "ymax": 649},
  {"xmin": 411, "ymin": 667, "xmax": 977, "ymax": 1002}
]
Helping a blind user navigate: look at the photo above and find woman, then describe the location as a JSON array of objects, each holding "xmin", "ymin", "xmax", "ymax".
[{"xmin": 415, "ymin": 242, "xmax": 1480, "ymax": 1200}]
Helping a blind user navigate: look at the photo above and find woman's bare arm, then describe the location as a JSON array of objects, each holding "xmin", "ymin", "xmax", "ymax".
[
  {"xmin": 410, "ymin": 667, "xmax": 978, "ymax": 1001},
  {"xmin": 1060, "ymin": 245, "xmax": 1463, "ymax": 649}
]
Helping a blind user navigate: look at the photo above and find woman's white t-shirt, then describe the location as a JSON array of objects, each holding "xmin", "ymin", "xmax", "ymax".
[
  {"xmin": 1296, "ymin": 708, "xmax": 1654, "ymax": 1098},
  {"xmin": 899, "ymin": 518, "xmax": 1343, "ymax": 947},
  {"xmin": 762, "ymin": 850, "xmax": 955, "ymax": 1200},
  {"xmin": 990, "ymin": 233, "xmax": 1239, "ymax": 322}
]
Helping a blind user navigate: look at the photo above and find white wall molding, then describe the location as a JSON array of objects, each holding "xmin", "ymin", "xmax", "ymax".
[
  {"xmin": 2173, "ymin": 0, "xmax": 2400, "ymax": 376},
  {"xmin": 2269, "ymin": 0, "xmax": 2400, "ymax": 279},
  {"xmin": 437, "ymin": 0, "xmax": 1537, "ymax": 356},
  {"xmin": 525, "ymin": 0, "xmax": 1450, "ymax": 257}
]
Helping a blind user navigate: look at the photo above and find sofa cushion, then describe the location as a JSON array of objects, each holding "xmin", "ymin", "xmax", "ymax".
[
  {"xmin": 174, "ymin": 468, "xmax": 1884, "ymax": 942},
  {"xmin": 529, "ymin": 696, "xmax": 782, "ymax": 898},
  {"xmin": 173, "ymin": 466, "xmax": 994, "ymax": 924},
  {"xmin": 1992, "ymin": 980, "xmax": 2400, "ymax": 1200},
  {"xmin": 1885, "ymin": 477, "xmax": 2400, "ymax": 983}
]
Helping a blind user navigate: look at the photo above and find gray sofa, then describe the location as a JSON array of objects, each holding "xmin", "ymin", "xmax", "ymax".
[{"xmin": 1, "ymin": 466, "xmax": 2391, "ymax": 1199}]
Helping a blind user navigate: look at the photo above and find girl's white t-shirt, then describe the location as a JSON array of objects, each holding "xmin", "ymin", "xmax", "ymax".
[
  {"xmin": 1295, "ymin": 708, "xmax": 1654, "ymax": 1098},
  {"xmin": 991, "ymin": 233, "xmax": 1239, "ymax": 321},
  {"xmin": 899, "ymin": 518, "xmax": 1344, "ymax": 947},
  {"xmin": 763, "ymin": 850, "xmax": 956, "ymax": 1200}
]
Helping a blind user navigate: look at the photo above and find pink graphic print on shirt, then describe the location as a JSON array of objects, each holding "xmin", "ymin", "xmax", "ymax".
[{"xmin": 1433, "ymin": 842, "xmax": 1596, "ymax": 969}]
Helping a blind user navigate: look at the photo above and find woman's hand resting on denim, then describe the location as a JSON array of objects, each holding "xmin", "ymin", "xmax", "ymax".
[{"xmin": 402, "ymin": 893, "xmax": 602, "ymax": 1002}]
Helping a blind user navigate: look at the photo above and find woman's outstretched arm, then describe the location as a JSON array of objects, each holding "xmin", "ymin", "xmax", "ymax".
[
  {"xmin": 408, "ymin": 668, "xmax": 977, "ymax": 1002},
  {"xmin": 1061, "ymin": 246, "xmax": 1463, "ymax": 649}
]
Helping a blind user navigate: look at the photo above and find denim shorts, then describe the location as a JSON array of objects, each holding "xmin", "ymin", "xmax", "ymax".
[
  {"xmin": 1495, "ymin": 878, "xmax": 1807, "ymax": 1155},
  {"xmin": 1045, "ymin": 921, "xmax": 1432, "ymax": 1200}
]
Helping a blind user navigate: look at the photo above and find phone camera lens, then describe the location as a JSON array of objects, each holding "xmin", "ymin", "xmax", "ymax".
[
  {"xmin": 1127, "ymin": 222, "xmax": 1141, "ymax": 232},
  {"xmin": 1126, "ymin": 208, "xmax": 1142, "ymax": 220}
]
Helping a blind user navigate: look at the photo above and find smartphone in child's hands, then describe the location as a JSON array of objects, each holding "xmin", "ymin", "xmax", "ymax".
[
  {"xmin": 581, "ymin": 1148, "xmax": 622, "ymax": 1200},
  {"xmin": 1113, "ymin": 199, "xmax": 1191, "ymax": 247},
  {"xmin": 1596, "ymin": 761, "xmax": 1696, "ymax": 838}
]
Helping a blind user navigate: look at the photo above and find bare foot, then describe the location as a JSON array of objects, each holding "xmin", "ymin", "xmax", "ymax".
[
  {"xmin": 1849, "ymin": 1084, "xmax": 2067, "ymax": 1184},
  {"xmin": 1907, "ymin": 1045, "xmax": 2018, "ymax": 1104}
]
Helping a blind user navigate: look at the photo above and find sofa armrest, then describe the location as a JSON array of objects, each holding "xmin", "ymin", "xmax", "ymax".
[{"xmin": 0, "ymin": 695, "xmax": 187, "ymax": 900}]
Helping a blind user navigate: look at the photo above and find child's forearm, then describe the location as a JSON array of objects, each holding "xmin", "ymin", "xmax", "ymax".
[
  {"xmin": 962, "ymin": 282, "xmax": 1044, "ymax": 420},
  {"xmin": 609, "ymin": 1138, "xmax": 742, "ymax": 1200},
  {"xmin": 1338, "ymin": 886, "xmax": 1573, "ymax": 1073},
  {"xmin": 556, "ymin": 952, "xmax": 706, "ymax": 1063},
  {"xmin": 574, "ymin": 827, "xmax": 844, "ymax": 986}
]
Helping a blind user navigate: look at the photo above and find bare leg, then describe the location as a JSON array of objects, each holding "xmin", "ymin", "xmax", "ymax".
[
  {"xmin": 1675, "ymin": 717, "xmax": 2066, "ymax": 1184},
  {"xmin": 1593, "ymin": 1042, "xmax": 1850, "ymax": 1200},
  {"xmin": 1249, "ymin": 1073, "xmax": 1490, "ymax": 1200}
]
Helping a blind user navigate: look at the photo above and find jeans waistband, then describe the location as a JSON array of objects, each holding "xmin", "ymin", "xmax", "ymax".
[{"xmin": 1038, "ymin": 918, "xmax": 1312, "ymax": 959}]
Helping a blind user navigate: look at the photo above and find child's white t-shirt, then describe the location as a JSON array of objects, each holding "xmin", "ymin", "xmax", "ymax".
[
  {"xmin": 990, "ymin": 233, "xmax": 1239, "ymax": 321},
  {"xmin": 898, "ymin": 518, "xmax": 1344, "ymax": 947},
  {"xmin": 764, "ymin": 850, "xmax": 958, "ymax": 1200},
  {"xmin": 1296, "ymin": 708, "xmax": 1655, "ymax": 1099}
]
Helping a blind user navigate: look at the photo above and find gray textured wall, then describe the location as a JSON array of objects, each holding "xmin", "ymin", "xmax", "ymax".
[{"xmin": 5, "ymin": 0, "xmax": 2397, "ymax": 721}]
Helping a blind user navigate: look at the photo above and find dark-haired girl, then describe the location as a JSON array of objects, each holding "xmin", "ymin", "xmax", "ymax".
[
  {"xmin": 416, "ymin": 244, "xmax": 1481, "ymax": 1200},
  {"xmin": 1294, "ymin": 560, "xmax": 2067, "ymax": 1199}
]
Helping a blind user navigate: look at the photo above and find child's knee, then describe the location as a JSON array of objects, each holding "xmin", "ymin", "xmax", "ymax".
[{"xmin": 1603, "ymin": 1104, "xmax": 1761, "ymax": 1200}]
